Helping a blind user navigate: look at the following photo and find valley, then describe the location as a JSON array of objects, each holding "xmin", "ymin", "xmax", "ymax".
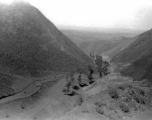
[
  {"xmin": 61, "ymin": 29, "xmax": 142, "ymax": 56},
  {"xmin": 0, "ymin": 1, "xmax": 151, "ymax": 120}
]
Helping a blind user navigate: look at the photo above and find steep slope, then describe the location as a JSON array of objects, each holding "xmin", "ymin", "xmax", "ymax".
[
  {"xmin": 102, "ymin": 37, "xmax": 133, "ymax": 58},
  {"xmin": 112, "ymin": 29, "xmax": 152, "ymax": 81},
  {"xmin": 0, "ymin": 2, "xmax": 93, "ymax": 77}
]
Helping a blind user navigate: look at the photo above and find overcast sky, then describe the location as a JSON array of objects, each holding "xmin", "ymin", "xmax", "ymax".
[{"xmin": 1, "ymin": 0, "xmax": 152, "ymax": 30}]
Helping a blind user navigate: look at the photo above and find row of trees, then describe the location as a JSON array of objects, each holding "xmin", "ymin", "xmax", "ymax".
[{"xmin": 63, "ymin": 54, "xmax": 110, "ymax": 96}]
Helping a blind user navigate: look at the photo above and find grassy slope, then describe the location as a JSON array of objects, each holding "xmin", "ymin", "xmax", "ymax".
[
  {"xmin": 0, "ymin": 2, "xmax": 93, "ymax": 77},
  {"xmin": 112, "ymin": 29, "xmax": 152, "ymax": 81},
  {"xmin": 102, "ymin": 37, "xmax": 133, "ymax": 58}
]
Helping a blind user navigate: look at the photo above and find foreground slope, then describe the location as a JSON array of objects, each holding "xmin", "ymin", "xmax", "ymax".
[
  {"xmin": 0, "ymin": 2, "xmax": 93, "ymax": 77},
  {"xmin": 112, "ymin": 29, "xmax": 152, "ymax": 81}
]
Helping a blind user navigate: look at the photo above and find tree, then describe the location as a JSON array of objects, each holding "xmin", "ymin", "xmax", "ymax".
[
  {"xmin": 63, "ymin": 75, "xmax": 71, "ymax": 94},
  {"xmin": 88, "ymin": 65, "xmax": 94, "ymax": 84},
  {"xmin": 90, "ymin": 52, "xmax": 95, "ymax": 59},
  {"xmin": 78, "ymin": 74, "xmax": 81, "ymax": 85},
  {"xmin": 102, "ymin": 61, "xmax": 110, "ymax": 76},
  {"xmin": 95, "ymin": 55, "xmax": 103, "ymax": 77},
  {"xmin": 77, "ymin": 73, "xmax": 88, "ymax": 87}
]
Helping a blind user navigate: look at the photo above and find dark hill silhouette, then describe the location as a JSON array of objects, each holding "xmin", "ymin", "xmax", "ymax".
[
  {"xmin": 112, "ymin": 29, "xmax": 152, "ymax": 81},
  {"xmin": 0, "ymin": 2, "xmax": 94, "ymax": 77}
]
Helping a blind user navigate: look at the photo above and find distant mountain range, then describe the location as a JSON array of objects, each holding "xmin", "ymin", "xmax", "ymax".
[
  {"xmin": 112, "ymin": 29, "xmax": 152, "ymax": 81},
  {"xmin": 0, "ymin": 2, "xmax": 94, "ymax": 77}
]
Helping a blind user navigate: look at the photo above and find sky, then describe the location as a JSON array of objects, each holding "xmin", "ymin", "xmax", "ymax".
[{"xmin": 1, "ymin": 0, "xmax": 152, "ymax": 30}]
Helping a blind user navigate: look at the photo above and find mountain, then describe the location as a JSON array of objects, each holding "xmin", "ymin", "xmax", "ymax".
[
  {"xmin": 112, "ymin": 29, "xmax": 152, "ymax": 81},
  {"xmin": 61, "ymin": 29, "xmax": 140, "ymax": 56},
  {"xmin": 0, "ymin": 2, "xmax": 94, "ymax": 77}
]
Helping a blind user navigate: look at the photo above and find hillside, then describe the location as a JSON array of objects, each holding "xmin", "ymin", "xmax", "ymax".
[
  {"xmin": 79, "ymin": 40, "xmax": 122, "ymax": 55},
  {"xmin": 61, "ymin": 29, "xmax": 140, "ymax": 55},
  {"xmin": 102, "ymin": 37, "xmax": 133, "ymax": 58},
  {"xmin": 79, "ymin": 37, "xmax": 134, "ymax": 56},
  {"xmin": 0, "ymin": 2, "xmax": 94, "ymax": 77},
  {"xmin": 112, "ymin": 29, "xmax": 152, "ymax": 81}
]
